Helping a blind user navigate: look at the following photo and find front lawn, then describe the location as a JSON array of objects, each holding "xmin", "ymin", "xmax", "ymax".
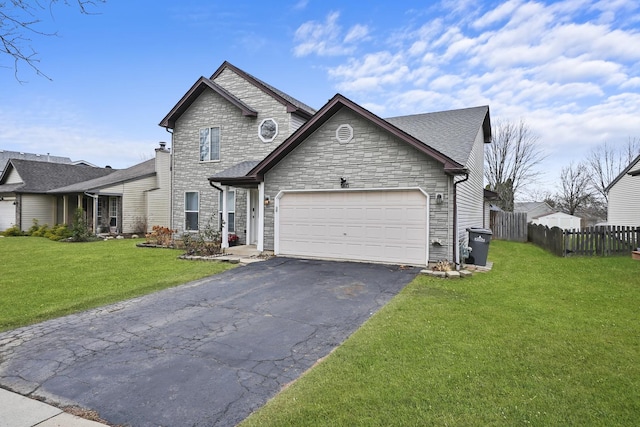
[
  {"xmin": 0, "ymin": 237, "xmax": 235, "ymax": 331},
  {"xmin": 241, "ymin": 241, "xmax": 640, "ymax": 426}
]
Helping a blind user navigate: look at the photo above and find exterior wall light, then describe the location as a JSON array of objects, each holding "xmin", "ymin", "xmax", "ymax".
[{"xmin": 264, "ymin": 196, "xmax": 270, "ymax": 206}]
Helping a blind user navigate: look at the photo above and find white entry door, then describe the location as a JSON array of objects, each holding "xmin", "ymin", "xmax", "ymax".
[{"xmin": 276, "ymin": 189, "xmax": 429, "ymax": 266}]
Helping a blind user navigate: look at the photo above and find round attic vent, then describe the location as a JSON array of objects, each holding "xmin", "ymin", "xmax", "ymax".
[{"xmin": 336, "ymin": 124, "xmax": 353, "ymax": 144}]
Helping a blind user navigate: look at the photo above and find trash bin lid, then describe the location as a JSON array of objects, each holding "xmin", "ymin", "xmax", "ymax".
[{"xmin": 466, "ymin": 227, "xmax": 493, "ymax": 235}]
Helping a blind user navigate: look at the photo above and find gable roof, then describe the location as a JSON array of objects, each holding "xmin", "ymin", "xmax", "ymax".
[
  {"xmin": 604, "ymin": 153, "xmax": 640, "ymax": 193},
  {"xmin": 159, "ymin": 61, "xmax": 316, "ymax": 129},
  {"xmin": 385, "ymin": 106, "xmax": 491, "ymax": 165},
  {"xmin": 0, "ymin": 159, "xmax": 115, "ymax": 193},
  {"xmin": 49, "ymin": 159, "xmax": 155, "ymax": 194},
  {"xmin": 211, "ymin": 94, "xmax": 483, "ymax": 185}
]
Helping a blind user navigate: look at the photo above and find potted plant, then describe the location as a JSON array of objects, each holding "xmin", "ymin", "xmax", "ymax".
[{"xmin": 228, "ymin": 233, "xmax": 239, "ymax": 246}]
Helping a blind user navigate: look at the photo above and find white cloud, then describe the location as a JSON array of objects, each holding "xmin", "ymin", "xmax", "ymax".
[
  {"xmin": 312, "ymin": 0, "xmax": 640, "ymax": 194},
  {"xmin": 344, "ymin": 24, "xmax": 369, "ymax": 44},
  {"xmin": 293, "ymin": 12, "xmax": 369, "ymax": 57}
]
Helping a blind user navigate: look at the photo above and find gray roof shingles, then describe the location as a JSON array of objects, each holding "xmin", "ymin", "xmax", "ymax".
[
  {"xmin": 49, "ymin": 159, "xmax": 155, "ymax": 193},
  {"xmin": 0, "ymin": 160, "xmax": 116, "ymax": 193},
  {"xmin": 210, "ymin": 161, "xmax": 261, "ymax": 180},
  {"xmin": 385, "ymin": 106, "xmax": 489, "ymax": 166}
]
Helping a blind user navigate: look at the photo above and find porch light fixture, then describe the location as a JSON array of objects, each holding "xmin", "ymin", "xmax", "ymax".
[
  {"xmin": 264, "ymin": 196, "xmax": 270, "ymax": 206},
  {"xmin": 340, "ymin": 177, "xmax": 349, "ymax": 188},
  {"xmin": 435, "ymin": 193, "xmax": 443, "ymax": 204}
]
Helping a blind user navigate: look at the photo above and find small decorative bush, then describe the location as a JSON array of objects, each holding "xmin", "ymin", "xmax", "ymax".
[
  {"xmin": 432, "ymin": 260, "xmax": 453, "ymax": 272},
  {"xmin": 181, "ymin": 217, "xmax": 222, "ymax": 256},
  {"xmin": 45, "ymin": 224, "xmax": 73, "ymax": 241},
  {"xmin": 2, "ymin": 224, "xmax": 24, "ymax": 237},
  {"xmin": 145, "ymin": 225, "xmax": 176, "ymax": 247}
]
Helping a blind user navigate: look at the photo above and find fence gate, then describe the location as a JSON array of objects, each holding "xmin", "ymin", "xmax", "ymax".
[{"xmin": 490, "ymin": 211, "xmax": 528, "ymax": 242}]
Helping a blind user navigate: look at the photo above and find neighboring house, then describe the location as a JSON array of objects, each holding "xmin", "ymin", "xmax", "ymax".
[
  {"xmin": 50, "ymin": 143, "xmax": 172, "ymax": 233},
  {"xmin": 0, "ymin": 143, "xmax": 171, "ymax": 233},
  {"xmin": 0, "ymin": 160, "xmax": 115, "ymax": 231},
  {"xmin": 0, "ymin": 149, "xmax": 72, "ymax": 172},
  {"xmin": 606, "ymin": 154, "xmax": 640, "ymax": 227},
  {"xmin": 515, "ymin": 201, "xmax": 555, "ymax": 223},
  {"xmin": 160, "ymin": 61, "xmax": 491, "ymax": 267},
  {"xmin": 531, "ymin": 212, "xmax": 581, "ymax": 231}
]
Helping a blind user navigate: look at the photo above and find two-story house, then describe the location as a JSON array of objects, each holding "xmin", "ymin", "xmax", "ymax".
[
  {"xmin": 159, "ymin": 61, "xmax": 315, "ymax": 245},
  {"xmin": 161, "ymin": 62, "xmax": 491, "ymax": 267}
]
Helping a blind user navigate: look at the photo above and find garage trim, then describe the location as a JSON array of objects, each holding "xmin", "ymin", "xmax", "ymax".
[{"xmin": 274, "ymin": 187, "xmax": 430, "ymax": 266}]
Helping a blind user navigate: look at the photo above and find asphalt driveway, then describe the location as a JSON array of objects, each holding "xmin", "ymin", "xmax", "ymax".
[{"xmin": 0, "ymin": 257, "xmax": 418, "ymax": 426}]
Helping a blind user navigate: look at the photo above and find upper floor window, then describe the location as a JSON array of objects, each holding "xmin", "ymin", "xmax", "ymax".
[
  {"xmin": 259, "ymin": 118, "xmax": 278, "ymax": 143},
  {"xmin": 200, "ymin": 127, "xmax": 220, "ymax": 161}
]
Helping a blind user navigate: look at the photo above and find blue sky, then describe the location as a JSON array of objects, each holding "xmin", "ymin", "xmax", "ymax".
[{"xmin": 1, "ymin": 0, "xmax": 639, "ymax": 198}]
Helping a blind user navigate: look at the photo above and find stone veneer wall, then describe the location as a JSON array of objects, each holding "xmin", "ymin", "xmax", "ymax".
[{"xmin": 170, "ymin": 68, "xmax": 299, "ymax": 242}]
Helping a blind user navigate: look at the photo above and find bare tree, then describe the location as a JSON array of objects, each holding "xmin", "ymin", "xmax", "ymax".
[
  {"xmin": 556, "ymin": 161, "xmax": 593, "ymax": 216},
  {"xmin": 484, "ymin": 119, "xmax": 547, "ymax": 211},
  {"xmin": 587, "ymin": 138, "xmax": 640, "ymax": 202},
  {"xmin": 1, "ymin": 0, "xmax": 105, "ymax": 81}
]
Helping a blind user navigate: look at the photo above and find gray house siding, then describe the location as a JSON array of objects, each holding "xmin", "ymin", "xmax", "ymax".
[
  {"xmin": 262, "ymin": 107, "xmax": 452, "ymax": 261},
  {"xmin": 21, "ymin": 194, "xmax": 55, "ymax": 231},
  {"xmin": 456, "ymin": 128, "xmax": 486, "ymax": 248}
]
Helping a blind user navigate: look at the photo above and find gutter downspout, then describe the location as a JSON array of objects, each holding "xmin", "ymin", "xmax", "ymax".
[
  {"xmin": 208, "ymin": 180, "xmax": 226, "ymax": 246},
  {"xmin": 452, "ymin": 173, "xmax": 469, "ymax": 271},
  {"xmin": 166, "ymin": 127, "xmax": 174, "ymax": 231}
]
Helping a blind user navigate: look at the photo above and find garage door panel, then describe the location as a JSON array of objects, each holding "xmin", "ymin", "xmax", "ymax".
[
  {"xmin": 0, "ymin": 201, "xmax": 16, "ymax": 231},
  {"xmin": 278, "ymin": 190, "xmax": 428, "ymax": 265}
]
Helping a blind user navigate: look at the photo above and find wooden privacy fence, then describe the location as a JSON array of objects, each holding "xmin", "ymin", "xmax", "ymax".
[
  {"xmin": 528, "ymin": 224, "xmax": 640, "ymax": 257},
  {"xmin": 490, "ymin": 211, "xmax": 528, "ymax": 242}
]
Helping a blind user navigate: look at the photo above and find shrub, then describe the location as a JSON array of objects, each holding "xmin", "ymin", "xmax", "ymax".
[
  {"xmin": 45, "ymin": 224, "xmax": 73, "ymax": 241},
  {"xmin": 2, "ymin": 225, "xmax": 24, "ymax": 237},
  {"xmin": 27, "ymin": 219, "xmax": 40, "ymax": 236},
  {"xmin": 71, "ymin": 208, "xmax": 94, "ymax": 242},
  {"xmin": 31, "ymin": 223, "xmax": 50, "ymax": 238},
  {"xmin": 181, "ymin": 217, "xmax": 221, "ymax": 256},
  {"xmin": 145, "ymin": 225, "xmax": 176, "ymax": 247}
]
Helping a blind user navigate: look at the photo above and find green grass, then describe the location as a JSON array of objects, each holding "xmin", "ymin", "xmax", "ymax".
[
  {"xmin": 241, "ymin": 241, "xmax": 640, "ymax": 426},
  {"xmin": 0, "ymin": 237, "xmax": 235, "ymax": 331}
]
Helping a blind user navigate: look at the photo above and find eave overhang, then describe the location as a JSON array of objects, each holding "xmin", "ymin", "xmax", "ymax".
[{"xmin": 246, "ymin": 94, "xmax": 465, "ymax": 179}]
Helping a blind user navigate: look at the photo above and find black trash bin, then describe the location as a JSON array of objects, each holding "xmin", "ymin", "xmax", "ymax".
[{"xmin": 466, "ymin": 227, "xmax": 492, "ymax": 266}]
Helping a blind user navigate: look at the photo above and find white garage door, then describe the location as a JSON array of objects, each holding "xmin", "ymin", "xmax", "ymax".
[
  {"xmin": 0, "ymin": 200, "xmax": 16, "ymax": 231},
  {"xmin": 277, "ymin": 190, "xmax": 428, "ymax": 266}
]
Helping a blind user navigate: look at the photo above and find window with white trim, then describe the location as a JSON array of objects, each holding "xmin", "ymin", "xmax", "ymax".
[
  {"xmin": 259, "ymin": 118, "xmax": 278, "ymax": 143},
  {"xmin": 199, "ymin": 127, "xmax": 220, "ymax": 161},
  {"xmin": 219, "ymin": 190, "xmax": 236, "ymax": 232},
  {"xmin": 185, "ymin": 192, "xmax": 199, "ymax": 231}
]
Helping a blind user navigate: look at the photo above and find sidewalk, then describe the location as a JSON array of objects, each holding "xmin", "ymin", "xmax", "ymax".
[{"xmin": 0, "ymin": 388, "xmax": 108, "ymax": 427}]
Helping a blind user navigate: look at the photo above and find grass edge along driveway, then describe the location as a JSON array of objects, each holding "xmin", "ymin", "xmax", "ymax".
[
  {"xmin": 0, "ymin": 237, "xmax": 235, "ymax": 331},
  {"xmin": 241, "ymin": 241, "xmax": 640, "ymax": 427}
]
